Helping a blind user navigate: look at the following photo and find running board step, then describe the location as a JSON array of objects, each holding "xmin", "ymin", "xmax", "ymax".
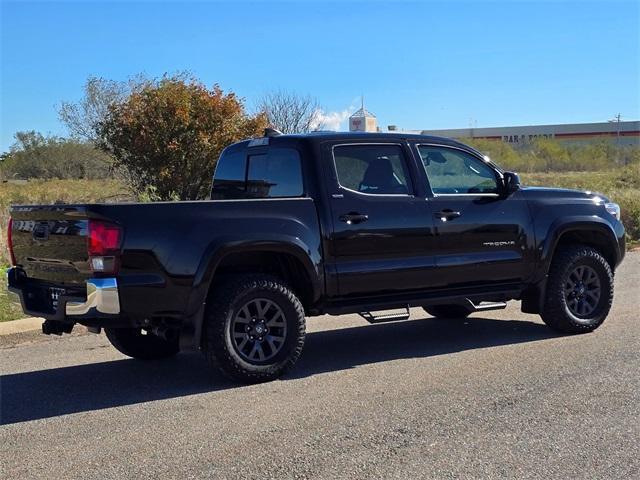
[
  {"xmin": 359, "ymin": 307, "xmax": 410, "ymax": 324},
  {"xmin": 469, "ymin": 301, "xmax": 507, "ymax": 312}
]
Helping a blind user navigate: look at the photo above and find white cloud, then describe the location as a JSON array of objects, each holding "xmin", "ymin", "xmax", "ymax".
[{"xmin": 309, "ymin": 108, "xmax": 350, "ymax": 131}]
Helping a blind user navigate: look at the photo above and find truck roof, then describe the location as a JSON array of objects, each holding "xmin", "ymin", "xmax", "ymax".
[
  {"xmin": 268, "ymin": 131, "xmax": 465, "ymax": 144},
  {"xmin": 227, "ymin": 131, "xmax": 478, "ymax": 155}
]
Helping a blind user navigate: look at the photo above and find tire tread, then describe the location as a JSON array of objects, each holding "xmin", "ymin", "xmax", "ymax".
[
  {"xmin": 203, "ymin": 274, "xmax": 305, "ymax": 383},
  {"xmin": 541, "ymin": 245, "xmax": 613, "ymax": 334}
]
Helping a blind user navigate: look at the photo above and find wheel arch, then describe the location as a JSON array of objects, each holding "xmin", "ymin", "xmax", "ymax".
[
  {"xmin": 522, "ymin": 217, "xmax": 620, "ymax": 315},
  {"xmin": 542, "ymin": 217, "xmax": 620, "ymax": 274},
  {"xmin": 178, "ymin": 238, "xmax": 322, "ymax": 351}
]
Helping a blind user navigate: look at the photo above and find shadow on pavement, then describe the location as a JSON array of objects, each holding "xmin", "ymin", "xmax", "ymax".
[{"xmin": 1, "ymin": 315, "xmax": 558, "ymax": 425}]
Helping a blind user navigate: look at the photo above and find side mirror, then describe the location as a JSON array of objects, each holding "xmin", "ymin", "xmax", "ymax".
[{"xmin": 503, "ymin": 171, "xmax": 521, "ymax": 194}]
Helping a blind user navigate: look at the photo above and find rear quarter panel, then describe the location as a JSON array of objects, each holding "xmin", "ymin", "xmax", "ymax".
[{"xmin": 89, "ymin": 198, "xmax": 323, "ymax": 320}]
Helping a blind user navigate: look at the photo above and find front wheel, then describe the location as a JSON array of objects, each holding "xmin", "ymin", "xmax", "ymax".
[
  {"xmin": 105, "ymin": 327, "xmax": 180, "ymax": 360},
  {"xmin": 203, "ymin": 275, "xmax": 306, "ymax": 383},
  {"xmin": 541, "ymin": 245, "xmax": 614, "ymax": 334}
]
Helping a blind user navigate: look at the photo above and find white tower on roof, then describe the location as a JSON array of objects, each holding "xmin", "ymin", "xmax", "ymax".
[{"xmin": 349, "ymin": 97, "xmax": 377, "ymax": 132}]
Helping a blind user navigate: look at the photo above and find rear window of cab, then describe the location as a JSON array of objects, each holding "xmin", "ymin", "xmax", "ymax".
[{"xmin": 211, "ymin": 147, "xmax": 303, "ymax": 200}]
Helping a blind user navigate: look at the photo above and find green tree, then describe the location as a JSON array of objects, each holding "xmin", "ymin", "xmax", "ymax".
[
  {"xmin": 98, "ymin": 75, "xmax": 267, "ymax": 200},
  {"xmin": 458, "ymin": 138, "xmax": 523, "ymax": 171},
  {"xmin": 0, "ymin": 131, "xmax": 112, "ymax": 180}
]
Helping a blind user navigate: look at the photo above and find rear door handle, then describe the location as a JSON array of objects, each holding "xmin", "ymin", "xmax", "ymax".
[
  {"xmin": 435, "ymin": 209, "xmax": 461, "ymax": 221},
  {"xmin": 339, "ymin": 212, "xmax": 369, "ymax": 225}
]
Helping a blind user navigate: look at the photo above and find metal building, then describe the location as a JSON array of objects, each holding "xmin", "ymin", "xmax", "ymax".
[{"xmin": 417, "ymin": 120, "xmax": 639, "ymax": 147}]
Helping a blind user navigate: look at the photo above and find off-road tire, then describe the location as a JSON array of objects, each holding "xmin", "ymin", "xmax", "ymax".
[
  {"xmin": 541, "ymin": 245, "xmax": 613, "ymax": 334},
  {"xmin": 105, "ymin": 327, "xmax": 180, "ymax": 360},
  {"xmin": 423, "ymin": 304, "xmax": 472, "ymax": 319},
  {"xmin": 203, "ymin": 274, "xmax": 306, "ymax": 383}
]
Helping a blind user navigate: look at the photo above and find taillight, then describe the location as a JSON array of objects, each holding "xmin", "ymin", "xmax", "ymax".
[
  {"xmin": 7, "ymin": 217, "xmax": 17, "ymax": 266},
  {"xmin": 87, "ymin": 219, "xmax": 122, "ymax": 274}
]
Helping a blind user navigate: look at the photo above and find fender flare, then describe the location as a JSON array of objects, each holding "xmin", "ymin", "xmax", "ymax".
[
  {"xmin": 178, "ymin": 237, "xmax": 322, "ymax": 350},
  {"xmin": 540, "ymin": 215, "xmax": 620, "ymax": 277},
  {"xmin": 521, "ymin": 216, "xmax": 619, "ymax": 315}
]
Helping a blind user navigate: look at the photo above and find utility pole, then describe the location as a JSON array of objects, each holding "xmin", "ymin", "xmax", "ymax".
[{"xmin": 608, "ymin": 113, "xmax": 622, "ymax": 164}]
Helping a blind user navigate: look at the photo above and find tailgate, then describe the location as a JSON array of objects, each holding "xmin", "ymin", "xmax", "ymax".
[{"xmin": 10, "ymin": 205, "xmax": 91, "ymax": 284}]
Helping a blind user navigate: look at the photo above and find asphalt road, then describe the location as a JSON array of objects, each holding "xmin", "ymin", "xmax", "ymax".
[{"xmin": 2, "ymin": 253, "xmax": 639, "ymax": 479}]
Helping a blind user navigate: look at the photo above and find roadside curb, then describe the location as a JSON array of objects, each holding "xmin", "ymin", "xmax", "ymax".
[{"xmin": 0, "ymin": 317, "xmax": 43, "ymax": 336}]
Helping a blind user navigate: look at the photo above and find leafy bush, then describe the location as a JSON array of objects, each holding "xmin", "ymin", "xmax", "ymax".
[
  {"xmin": 0, "ymin": 131, "xmax": 113, "ymax": 180},
  {"xmin": 98, "ymin": 74, "xmax": 267, "ymax": 200},
  {"xmin": 462, "ymin": 137, "xmax": 639, "ymax": 173}
]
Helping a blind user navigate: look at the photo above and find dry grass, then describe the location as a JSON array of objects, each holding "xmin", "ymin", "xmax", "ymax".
[
  {"xmin": 0, "ymin": 269, "xmax": 23, "ymax": 322},
  {"xmin": 0, "ymin": 169, "xmax": 638, "ymax": 321},
  {"xmin": 0, "ymin": 179, "xmax": 129, "ymax": 266},
  {"xmin": 1, "ymin": 179, "xmax": 129, "ymax": 321},
  {"xmin": 1, "ymin": 170, "xmax": 639, "ymax": 264},
  {"xmin": 521, "ymin": 164, "xmax": 640, "ymax": 241}
]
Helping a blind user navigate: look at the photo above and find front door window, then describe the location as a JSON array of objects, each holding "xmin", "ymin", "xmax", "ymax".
[{"xmin": 417, "ymin": 146, "xmax": 499, "ymax": 195}]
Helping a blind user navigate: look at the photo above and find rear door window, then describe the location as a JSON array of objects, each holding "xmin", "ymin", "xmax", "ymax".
[{"xmin": 333, "ymin": 144, "xmax": 412, "ymax": 195}]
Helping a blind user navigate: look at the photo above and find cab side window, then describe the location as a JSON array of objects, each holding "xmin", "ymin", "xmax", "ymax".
[
  {"xmin": 211, "ymin": 149, "xmax": 247, "ymax": 199},
  {"xmin": 333, "ymin": 144, "xmax": 412, "ymax": 195},
  {"xmin": 418, "ymin": 146, "xmax": 499, "ymax": 194},
  {"xmin": 247, "ymin": 149, "xmax": 303, "ymax": 198},
  {"xmin": 212, "ymin": 147, "xmax": 303, "ymax": 199}
]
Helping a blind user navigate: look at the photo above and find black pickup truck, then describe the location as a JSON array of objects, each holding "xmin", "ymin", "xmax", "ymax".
[{"xmin": 7, "ymin": 131, "xmax": 626, "ymax": 382}]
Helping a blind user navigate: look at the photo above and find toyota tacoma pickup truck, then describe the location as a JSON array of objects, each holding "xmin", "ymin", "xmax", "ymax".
[{"xmin": 7, "ymin": 131, "xmax": 626, "ymax": 382}]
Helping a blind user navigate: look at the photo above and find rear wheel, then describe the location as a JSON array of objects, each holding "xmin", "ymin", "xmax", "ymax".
[
  {"xmin": 105, "ymin": 327, "xmax": 180, "ymax": 360},
  {"xmin": 423, "ymin": 304, "xmax": 472, "ymax": 319},
  {"xmin": 203, "ymin": 274, "xmax": 305, "ymax": 383},
  {"xmin": 541, "ymin": 245, "xmax": 613, "ymax": 334}
]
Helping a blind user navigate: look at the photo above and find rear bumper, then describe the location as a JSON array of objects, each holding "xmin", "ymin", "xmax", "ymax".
[{"xmin": 7, "ymin": 267, "xmax": 120, "ymax": 321}]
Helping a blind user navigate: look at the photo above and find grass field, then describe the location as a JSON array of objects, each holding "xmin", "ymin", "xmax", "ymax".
[
  {"xmin": 521, "ymin": 164, "xmax": 640, "ymax": 241},
  {"xmin": 1, "ymin": 167, "xmax": 638, "ymax": 322},
  {"xmin": 0, "ymin": 179, "xmax": 129, "ymax": 265},
  {"xmin": 1, "ymin": 267, "xmax": 23, "ymax": 322},
  {"xmin": 1, "ymin": 179, "xmax": 129, "ymax": 321}
]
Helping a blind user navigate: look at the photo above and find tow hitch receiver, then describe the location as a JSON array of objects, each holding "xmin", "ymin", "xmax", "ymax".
[{"xmin": 42, "ymin": 320, "xmax": 74, "ymax": 336}]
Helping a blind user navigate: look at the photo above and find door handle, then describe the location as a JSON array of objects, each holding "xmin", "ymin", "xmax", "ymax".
[
  {"xmin": 435, "ymin": 209, "xmax": 461, "ymax": 221},
  {"xmin": 339, "ymin": 212, "xmax": 369, "ymax": 225}
]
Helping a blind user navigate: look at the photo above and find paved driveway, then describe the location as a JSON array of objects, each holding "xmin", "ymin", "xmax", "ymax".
[{"xmin": 2, "ymin": 253, "xmax": 639, "ymax": 479}]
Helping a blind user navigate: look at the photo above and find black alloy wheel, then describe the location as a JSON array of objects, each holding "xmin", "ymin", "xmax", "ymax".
[
  {"xmin": 563, "ymin": 265, "xmax": 601, "ymax": 318},
  {"xmin": 230, "ymin": 298, "xmax": 287, "ymax": 363}
]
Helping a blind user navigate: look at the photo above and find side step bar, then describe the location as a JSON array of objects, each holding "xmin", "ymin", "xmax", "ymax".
[
  {"xmin": 357, "ymin": 301, "xmax": 507, "ymax": 324},
  {"xmin": 359, "ymin": 307, "xmax": 410, "ymax": 324},
  {"xmin": 466, "ymin": 301, "xmax": 507, "ymax": 312}
]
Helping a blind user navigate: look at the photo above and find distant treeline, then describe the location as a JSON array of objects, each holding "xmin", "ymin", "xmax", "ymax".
[
  {"xmin": 2, "ymin": 131, "xmax": 639, "ymax": 182},
  {"xmin": 0, "ymin": 131, "xmax": 113, "ymax": 181},
  {"xmin": 461, "ymin": 137, "xmax": 639, "ymax": 173}
]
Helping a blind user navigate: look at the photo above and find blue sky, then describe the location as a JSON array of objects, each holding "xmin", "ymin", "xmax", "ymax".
[{"xmin": 1, "ymin": 0, "xmax": 639, "ymax": 151}]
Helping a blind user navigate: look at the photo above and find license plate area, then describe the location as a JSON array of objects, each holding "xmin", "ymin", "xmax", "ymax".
[{"xmin": 49, "ymin": 287, "xmax": 66, "ymax": 311}]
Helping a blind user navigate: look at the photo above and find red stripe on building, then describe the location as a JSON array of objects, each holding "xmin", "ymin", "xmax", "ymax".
[{"xmin": 555, "ymin": 130, "xmax": 640, "ymax": 138}]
